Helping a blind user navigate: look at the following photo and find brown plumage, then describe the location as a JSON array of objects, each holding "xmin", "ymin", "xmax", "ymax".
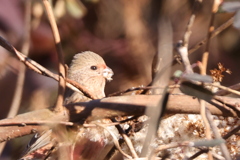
[
  {"xmin": 65, "ymin": 51, "xmax": 113, "ymax": 103},
  {"xmin": 20, "ymin": 51, "xmax": 114, "ymax": 160}
]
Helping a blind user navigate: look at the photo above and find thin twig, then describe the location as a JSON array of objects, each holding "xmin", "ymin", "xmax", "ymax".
[
  {"xmin": 199, "ymin": 53, "xmax": 214, "ymax": 157},
  {"xmin": 176, "ymin": 14, "xmax": 195, "ymax": 74},
  {"xmin": 109, "ymin": 81, "xmax": 240, "ymax": 98},
  {"xmin": 0, "ymin": 36, "xmax": 97, "ymax": 100},
  {"xmin": 205, "ymin": 108, "xmax": 232, "ymax": 160},
  {"xmin": 0, "ymin": 121, "xmax": 74, "ymax": 126},
  {"xmin": 223, "ymin": 125, "xmax": 240, "ymax": 139},
  {"xmin": 167, "ymin": 16, "xmax": 235, "ymax": 103},
  {"xmin": 0, "ymin": 0, "xmax": 32, "ymax": 156},
  {"xmin": 199, "ymin": 1, "xmax": 221, "ymax": 159},
  {"xmin": 213, "ymin": 97, "xmax": 240, "ymax": 117},
  {"xmin": 95, "ymin": 124, "xmax": 132, "ymax": 159},
  {"xmin": 112, "ymin": 119, "xmax": 139, "ymax": 159},
  {"xmin": 209, "ymin": 83, "xmax": 240, "ymax": 96},
  {"xmin": 155, "ymin": 138, "xmax": 225, "ymax": 153},
  {"xmin": 108, "ymin": 86, "xmax": 166, "ymax": 97},
  {"xmin": 65, "ymin": 78, "xmax": 97, "ymax": 99},
  {"xmin": 199, "ymin": 100, "xmax": 212, "ymax": 157},
  {"xmin": 188, "ymin": 17, "xmax": 234, "ymax": 55},
  {"xmin": 211, "ymin": 151, "xmax": 226, "ymax": 160},
  {"xmin": 7, "ymin": 0, "xmax": 31, "ymax": 118},
  {"xmin": 216, "ymin": 82, "xmax": 240, "ymax": 96},
  {"xmin": 0, "ymin": 117, "xmax": 138, "ymax": 128},
  {"xmin": 88, "ymin": 116, "xmax": 140, "ymax": 127},
  {"xmin": 155, "ymin": 141, "xmax": 191, "ymax": 152},
  {"xmin": 42, "ymin": 0, "xmax": 66, "ymax": 112},
  {"xmin": 201, "ymin": 0, "xmax": 220, "ymax": 74},
  {"xmin": 189, "ymin": 125, "xmax": 240, "ymax": 159},
  {"xmin": 175, "ymin": 0, "xmax": 202, "ymax": 74},
  {"xmin": 199, "ymin": 51, "xmax": 214, "ymax": 158}
]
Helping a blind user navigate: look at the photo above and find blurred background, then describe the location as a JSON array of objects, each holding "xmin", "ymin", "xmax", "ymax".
[{"xmin": 0, "ymin": 0, "xmax": 239, "ymax": 159}]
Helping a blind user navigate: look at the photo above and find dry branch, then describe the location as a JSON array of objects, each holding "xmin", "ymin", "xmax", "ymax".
[
  {"xmin": 199, "ymin": 1, "xmax": 222, "ymax": 159},
  {"xmin": 0, "ymin": 109, "xmax": 67, "ymax": 142},
  {"xmin": 205, "ymin": 108, "xmax": 232, "ymax": 160},
  {"xmin": 112, "ymin": 118, "xmax": 139, "ymax": 158},
  {"xmin": 0, "ymin": 1, "xmax": 32, "ymax": 155},
  {"xmin": 141, "ymin": 17, "xmax": 173, "ymax": 157},
  {"xmin": 0, "ymin": 36, "xmax": 96, "ymax": 100},
  {"xmin": 189, "ymin": 125, "xmax": 240, "ymax": 159},
  {"xmin": 42, "ymin": 0, "xmax": 66, "ymax": 112},
  {"xmin": 188, "ymin": 16, "xmax": 234, "ymax": 55},
  {"xmin": 0, "ymin": 94, "xmax": 238, "ymax": 143}
]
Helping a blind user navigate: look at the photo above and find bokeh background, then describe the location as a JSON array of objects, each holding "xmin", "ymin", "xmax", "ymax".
[{"xmin": 0, "ymin": 0, "xmax": 239, "ymax": 159}]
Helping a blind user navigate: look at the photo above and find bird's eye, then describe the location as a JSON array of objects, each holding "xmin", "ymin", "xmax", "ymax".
[{"xmin": 90, "ymin": 66, "xmax": 97, "ymax": 70}]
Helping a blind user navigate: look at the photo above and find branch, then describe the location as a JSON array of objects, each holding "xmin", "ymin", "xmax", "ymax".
[
  {"xmin": 176, "ymin": 14, "xmax": 195, "ymax": 74},
  {"xmin": 205, "ymin": 108, "xmax": 232, "ymax": 160},
  {"xmin": 189, "ymin": 125, "xmax": 240, "ymax": 159},
  {"xmin": 95, "ymin": 124, "xmax": 132, "ymax": 159},
  {"xmin": 0, "ymin": 36, "xmax": 96, "ymax": 100},
  {"xmin": 0, "ymin": 94, "xmax": 238, "ymax": 143},
  {"xmin": 216, "ymin": 82, "xmax": 240, "ymax": 96},
  {"xmin": 42, "ymin": 0, "xmax": 66, "ymax": 112},
  {"xmin": 0, "ymin": 108, "xmax": 65, "ymax": 142},
  {"xmin": 0, "ymin": 1, "xmax": 32, "ymax": 155},
  {"xmin": 111, "ymin": 119, "xmax": 138, "ymax": 158},
  {"xmin": 141, "ymin": 17, "xmax": 173, "ymax": 157},
  {"xmin": 199, "ymin": 1, "xmax": 222, "ymax": 159},
  {"xmin": 188, "ymin": 16, "xmax": 234, "ymax": 55}
]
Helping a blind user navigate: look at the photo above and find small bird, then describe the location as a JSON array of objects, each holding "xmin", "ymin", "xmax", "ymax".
[
  {"xmin": 64, "ymin": 51, "xmax": 113, "ymax": 103},
  {"xmin": 20, "ymin": 51, "xmax": 114, "ymax": 160}
]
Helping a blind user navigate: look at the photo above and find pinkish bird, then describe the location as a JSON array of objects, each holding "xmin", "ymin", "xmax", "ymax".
[{"xmin": 20, "ymin": 51, "xmax": 114, "ymax": 160}]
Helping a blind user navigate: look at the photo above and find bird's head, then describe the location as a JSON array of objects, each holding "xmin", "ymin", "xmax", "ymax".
[{"xmin": 67, "ymin": 51, "xmax": 113, "ymax": 98}]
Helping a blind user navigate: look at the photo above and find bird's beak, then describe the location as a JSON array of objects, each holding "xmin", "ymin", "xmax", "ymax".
[{"xmin": 103, "ymin": 67, "xmax": 114, "ymax": 81}]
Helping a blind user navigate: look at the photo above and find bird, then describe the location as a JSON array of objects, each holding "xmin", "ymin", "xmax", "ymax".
[
  {"xmin": 64, "ymin": 51, "xmax": 113, "ymax": 103},
  {"xmin": 20, "ymin": 51, "xmax": 114, "ymax": 160}
]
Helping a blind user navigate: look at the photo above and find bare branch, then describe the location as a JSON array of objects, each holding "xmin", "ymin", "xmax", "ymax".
[
  {"xmin": 175, "ymin": 0, "xmax": 199, "ymax": 74},
  {"xmin": 0, "ymin": 94, "xmax": 238, "ymax": 143},
  {"xmin": 96, "ymin": 123, "xmax": 132, "ymax": 159},
  {"xmin": 141, "ymin": 17, "xmax": 173, "ymax": 157},
  {"xmin": 112, "ymin": 119, "xmax": 139, "ymax": 158},
  {"xmin": 0, "ymin": 36, "xmax": 96, "ymax": 100},
  {"xmin": 188, "ymin": 17, "xmax": 234, "ymax": 55},
  {"xmin": 199, "ymin": 1, "xmax": 222, "ymax": 159},
  {"xmin": 209, "ymin": 83, "xmax": 240, "ymax": 96},
  {"xmin": 0, "ymin": 0, "xmax": 32, "ymax": 156},
  {"xmin": 205, "ymin": 108, "xmax": 232, "ymax": 160},
  {"xmin": 189, "ymin": 124, "xmax": 240, "ymax": 159},
  {"xmin": 216, "ymin": 82, "xmax": 240, "ymax": 96},
  {"xmin": 7, "ymin": 0, "xmax": 32, "ymax": 118},
  {"xmin": 42, "ymin": 0, "xmax": 66, "ymax": 112}
]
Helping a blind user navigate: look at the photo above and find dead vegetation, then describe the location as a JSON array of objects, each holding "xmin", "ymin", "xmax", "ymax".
[{"xmin": 0, "ymin": 0, "xmax": 239, "ymax": 159}]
